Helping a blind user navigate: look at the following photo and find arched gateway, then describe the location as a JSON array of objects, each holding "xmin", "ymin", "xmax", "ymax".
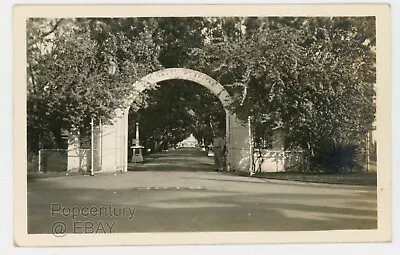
[{"xmin": 68, "ymin": 68, "xmax": 252, "ymax": 173}]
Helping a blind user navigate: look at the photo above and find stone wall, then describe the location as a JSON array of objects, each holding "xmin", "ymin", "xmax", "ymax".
[{"xmin": 252, "ymin": 130, "xmax": 303, "ymax": 173}]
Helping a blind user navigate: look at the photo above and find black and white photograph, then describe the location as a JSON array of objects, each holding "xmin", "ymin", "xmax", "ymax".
[{"xmin": 13, "ymin": 4, "xmax": 391, "ymax": 246}]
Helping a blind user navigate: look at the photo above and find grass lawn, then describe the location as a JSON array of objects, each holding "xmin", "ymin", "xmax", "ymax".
[
  {"xmin": 28, "ymin": 169, "xmax": 377, "ymax": 186},
  {"xmin": 27, "ymin": 171, "xmax": 88, "ymax": 181},
  {"xmin": 247, "ymin": 171, "xmax": 377, "ymax": 186}
]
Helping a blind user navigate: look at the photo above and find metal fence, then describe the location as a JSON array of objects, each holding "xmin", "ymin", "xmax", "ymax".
[
  {"xmin": 38, "ymin": 149, "xmax": 68, "ymax": 172},
  {"xmin": 28, "ymin": 115, "xmax": 130, "ymax": 173},
  {"xmin": 252, "ymin": 149, "xmax": 306, "ymax": 173},
  {"xmin": 35, "ymin": 148, "xmax": 102, "ymax": 173}
]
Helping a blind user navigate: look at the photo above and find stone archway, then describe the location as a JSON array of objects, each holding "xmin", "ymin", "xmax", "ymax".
[
  {"xmin": 68, "ymin": 68, "xmax": 252, "ymax": 173},
  {"xmin": 124, "ymin": 68, "xmax": 251, "ymax": 173}
]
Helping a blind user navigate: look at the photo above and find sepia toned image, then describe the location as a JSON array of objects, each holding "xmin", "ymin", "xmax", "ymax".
[{"xmin": 13, "ymin": 4, "xmax": 391, "ymax": 246}]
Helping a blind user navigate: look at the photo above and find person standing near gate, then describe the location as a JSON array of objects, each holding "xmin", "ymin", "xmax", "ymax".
[{"xmin": 213, "ymin": 130, "xmax": 226, "ymax": 172}]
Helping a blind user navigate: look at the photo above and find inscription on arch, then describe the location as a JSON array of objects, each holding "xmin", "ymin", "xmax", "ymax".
[{"xmin": 131, "ymin": 68, "xmax": 232, "ymax": 108}]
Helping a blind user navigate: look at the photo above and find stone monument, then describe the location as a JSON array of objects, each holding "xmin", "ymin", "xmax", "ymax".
[{"xmin": 131, "ymin": 122, "xmax": 144, "ymax": 163}]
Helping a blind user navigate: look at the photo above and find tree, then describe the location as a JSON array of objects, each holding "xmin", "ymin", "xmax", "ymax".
[
  {"xmin": 27, "ymin": 18, "xmax": 160, "ymax": 152},
  {"xmin": 187, "ymin": 17, "xmax": 376, "ymax": 171}
]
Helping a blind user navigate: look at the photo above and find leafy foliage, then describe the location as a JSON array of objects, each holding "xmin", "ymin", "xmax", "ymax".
[
  {"xmin": 129, "ymin": 81, "xmax": 225, "ymax": 152},
  {"xmin": 310, "ymin": 142, "xmax": 363, "ymax": 174},
  {"xmin": 27, "ymin": 18, "xmax": 160, "ymax": 151},
  {"xmin": 27, "ymin": 17, "xmax": 376, "ymax": 174},
  {"xmin": 187, "ymin": 17, "xmax": 376, "ymax": 166}
]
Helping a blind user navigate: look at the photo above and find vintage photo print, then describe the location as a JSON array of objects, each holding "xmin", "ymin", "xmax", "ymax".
[{"xmin": 13, "ymin": 4, "xmax": 391, "ymax": 246}]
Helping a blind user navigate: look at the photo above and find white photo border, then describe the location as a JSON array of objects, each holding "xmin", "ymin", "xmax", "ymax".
[{"xmin": 10, "ymin": 1, "xmax": 393, "ymax": 249}]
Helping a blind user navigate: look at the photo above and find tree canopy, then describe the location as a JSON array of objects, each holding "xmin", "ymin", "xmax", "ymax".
[
  {"xmin": 187, "ymin": 17, "xmax": 376, "ymax": 157},
  {"xmin": 129, "ymin": 80, "xmax": 225, "ymax": 152},
  {"xmin": 27, "ymin": 16, "xmax": 376, "ymax": 170},
  {"xmin": 27, "ymin": 18, "xmax": 161, "ymax": 150}
]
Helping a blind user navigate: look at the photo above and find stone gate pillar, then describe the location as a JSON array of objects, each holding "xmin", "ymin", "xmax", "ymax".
[
  {"xmin": 227, "ymin": 113, "xmax": 251, "ymax": 172},
  {"xmin": 67, "ymin": 129, "xmax": 80, "ymax": 171}
]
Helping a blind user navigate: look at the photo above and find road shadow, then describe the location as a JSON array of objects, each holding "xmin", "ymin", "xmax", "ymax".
[
  {"xmin": 128, "ymin": 148, "xmax": 215, "ymax": 172},
  {"xmin": 27, "ymin": 182, "xmax": 377, "ymax": 234}
]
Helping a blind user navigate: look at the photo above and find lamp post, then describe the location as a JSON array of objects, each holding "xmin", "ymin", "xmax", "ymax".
[
  {"xmin": 248, "ymin": 116, "xmax": 255, "ymax": 176},
  {"xmin": 90, "ymin": 117, "xmax": 94, "ymax": 176}
]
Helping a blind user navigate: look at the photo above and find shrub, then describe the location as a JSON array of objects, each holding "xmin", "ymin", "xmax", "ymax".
[{"xmin": 311, "ymin": 142, "xmax": 363, "ymax": 174}]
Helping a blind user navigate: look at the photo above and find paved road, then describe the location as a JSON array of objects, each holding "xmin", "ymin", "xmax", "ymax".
[{"xmin": 28, "ymin": 148, "xmax": 377, "ymax": 234}]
